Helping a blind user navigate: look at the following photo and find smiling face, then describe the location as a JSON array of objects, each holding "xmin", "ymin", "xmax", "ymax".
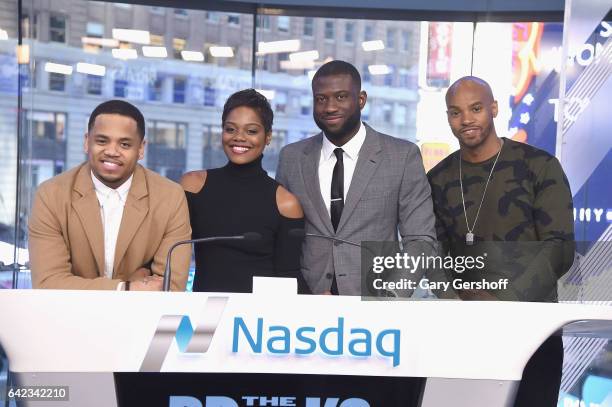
[
  {"xmin": 446, "ymin": 80, "xmax": 498, "ymax": 151},
  {"xmin": 222, "ymin": 106, "xmax": 271, "ymax": 165},
  {"xmin": 312, "ymin": 73, "xmax": 366, "ymax": 146},
  {"xmin": 85, "ymin": 113, "xmax": 145, "ymax": 189}
]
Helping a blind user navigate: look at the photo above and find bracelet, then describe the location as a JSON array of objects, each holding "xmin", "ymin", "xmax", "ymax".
[{"xmin": 125, "ymin": 281, "xmax": 130, "ymax": 291}]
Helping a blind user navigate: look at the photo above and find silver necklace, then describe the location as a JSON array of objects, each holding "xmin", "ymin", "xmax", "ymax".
[{"xmin": 459, "ymin": 139, "xmax": 503, "ymax": 245}]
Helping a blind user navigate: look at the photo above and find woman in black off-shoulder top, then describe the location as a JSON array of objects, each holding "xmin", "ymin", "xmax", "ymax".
[{"xmin": 180, "ymin": 89, "xmax": 309, "ymax": 294}]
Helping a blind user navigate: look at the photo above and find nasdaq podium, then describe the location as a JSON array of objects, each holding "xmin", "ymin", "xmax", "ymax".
[{"xmin": 0, "ymin": 286, "xmax": 611, "ymax": 407}]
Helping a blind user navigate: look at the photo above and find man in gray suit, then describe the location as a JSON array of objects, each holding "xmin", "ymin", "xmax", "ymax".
[{"xmin": 276, "ymin": 60, "xmax": 436, "ymax": 295}]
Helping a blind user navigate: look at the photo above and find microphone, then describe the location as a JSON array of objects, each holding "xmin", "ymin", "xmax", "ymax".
[
  {"xmin": 288, "ymin": 229, "xmax": 361, "ymax": 248},
  {"xmin": 162, "ymin": 232, "xmax": 262, "ymax": 291}
]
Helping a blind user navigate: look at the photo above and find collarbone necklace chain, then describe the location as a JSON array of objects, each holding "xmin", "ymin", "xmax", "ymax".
[{"xmin": 459, "ymin": 139, "xmax": 503, "ymax": 245}]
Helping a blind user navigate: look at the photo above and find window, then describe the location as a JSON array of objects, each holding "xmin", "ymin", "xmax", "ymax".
[
  {"xmin": 325, "ymin": 21, "xmax": 335, "ymax": 40},
  {"xmin": 27, "ymin": 111, "xmax": 66, "ymax": 141},
  {"xmin": 149, "ymin": 121, "xmax": 186, "ymax": 149},
  {"xmin": 387, "ymin": 28, "xmax": 396, "ymax": 49},
  {"xmin": 114, "ymin": 79, "xmax": 128, "ymax": 98},
  {"xmin": 363, "ymin": 64, "xmax": 371, "ymax": 83},
  {"xmin": 384, "ymin": 65, "xmax": 395, "ymax": 86},
  {"xmin": 204, "ymin": 82, "xmax": 216, "ymax": 106},
  {"xmin": 256, "ymin": 15, "xmax": 271, "ymax": 30},
  {"xmin": 150, "ymin": 34, "xmax": 165, "ymax": 46},
  {"xmin": 174, "ymin": 9, "xmax": 188, "ymax": 18},
  {"xmin": 49, "ymin": 14, "xmax": 67, "ymax": 43},
  {"xmin": 86, "ymin": 75, "xmax": 102, "ymax": 95},
  {"xmin": 148, "ymin": 76, "xmax": 163, "ymax": 101},
  {"xmin": 277, "ymin": 16, "xmax": 290, "ymax": 33},
  {"xmin": 303, "ymin": 18, "xmax": 314, "ymax": 37},
  {"xmin": 173, "ymin": 38, "xmax": 185, "ymax": 59},
  {"xmin": 21, "ymin": 11, "xmax": 38, "ymax": 39},
  {"xmin": 174, "ymin": 77, "xmax": 186, "ymax": 104},
  {"xmin": 300, "ymin": 95, "xmax": 310, "ymax": 116},
  {"xmin": 49, "ymin": 73, "xmax": 66, "ymax": 92},
  {"xmin": 383, "ymin": 103, "xmax": 392, "ymax": 122},
  {"xmin": 86, "ymin": 22, "xmax": 104, "ymax": 38},
  {"xmin": 345, "ymin": 23, "xmax": 355, "ymax": 43},
  {"xmin": 228, "ymin": 14, "xmax": 240, "ymax": 25},
  {"xmin": 275, "ymin": 91, "xmax": 287, "ymax": 113},
  {"xmin": 402, "ymin": 30, "xmax": 411, "ymax": 52},
  {"xmin": 364, "ymin": 25, "xmax": 373, "ymax": 42},
  {"xmin": 206, "ymin": 12, "xmax": 220, "ymax": 23}
]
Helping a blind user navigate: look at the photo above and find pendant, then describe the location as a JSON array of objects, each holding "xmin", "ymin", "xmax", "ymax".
[{"xmin": 466, "ymin": 232, "xmax": 474, "ymax": 245}]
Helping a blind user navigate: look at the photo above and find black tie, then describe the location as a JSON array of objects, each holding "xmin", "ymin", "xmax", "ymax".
[{"xmin": 330, "ymin": 148, "xmax": 344, "ymax": 232}]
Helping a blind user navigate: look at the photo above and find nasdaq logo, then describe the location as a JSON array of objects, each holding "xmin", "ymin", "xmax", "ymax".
[
  {"xmin": 232, "ymin": 317, "xmax": 401, "ymax": 366},
  {"xmin": 140, "ymin": 296, "xmax": 228, "ymax": 372}
]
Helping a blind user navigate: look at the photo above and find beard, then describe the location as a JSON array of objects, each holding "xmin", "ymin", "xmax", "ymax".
[{"xmin": 314, "ymin": 108, "xmax": 361, "ymax": 142}]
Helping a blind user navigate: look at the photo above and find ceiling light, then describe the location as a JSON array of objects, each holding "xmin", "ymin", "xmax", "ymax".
[
  {"xmin": 112, "ymin": 29, "xmax": 150, "ymax": 44},
  {"xmin": 289, "ymin": 50, "xmax": 319, "ymax": 62},
  {"xmin": 44, "ymin": 62, "xmax": 73, "ymax": 75},
  {"xmin": 181, "ymin": 50, "xmax": 204, "ymax": 62},
  {"xmin": 257, "ymin": 39, "xmax": 300, "ymax": 55},
  {"xmin": 209, "ymin": 46, "xmax": 234, "ymax": 58},
  {"xmin": 76, "ymin": 62, "xmax": 106, "ymax": 76},
  {"xmin": 368, "ymin": 64, "xmax": 391, "ymax": 75},
  {"xmin": 362, "ymin": 40, "xmax": 385, "ymax": 51},
  {"xmin": 142, "ymin": 46, "xmax": 168, "ymax": 58}
]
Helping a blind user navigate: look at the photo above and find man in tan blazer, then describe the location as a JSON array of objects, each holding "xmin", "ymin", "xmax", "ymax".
[{"xmin": 29, "ymin": 100, "xmax": 191, "ymax": 291}]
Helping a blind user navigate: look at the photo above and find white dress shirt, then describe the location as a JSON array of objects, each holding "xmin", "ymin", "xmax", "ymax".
[
  {"xmin": 91, "ymin": 172, "xmax": 132, "ymax": 288},
  {"xmin": 318, "ymin": 121, "xmax": 367, "ymax": 216}
]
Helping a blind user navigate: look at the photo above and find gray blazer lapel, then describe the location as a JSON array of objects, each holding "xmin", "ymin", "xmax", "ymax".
[
  {"xmin": 337, "ymin": 125, "xmax": 382, "ymax": 233},
  {"xmin": 302, "ymin": 134, "xmax": 334, "ymax": 235}
]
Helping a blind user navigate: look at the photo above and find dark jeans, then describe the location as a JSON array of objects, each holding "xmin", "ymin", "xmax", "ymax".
[{"xmin": 513, "ymin": 335, "xmax": 564, "ymax": 407}]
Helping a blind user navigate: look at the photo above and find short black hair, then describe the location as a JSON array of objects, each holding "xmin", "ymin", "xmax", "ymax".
[
  {"xmin": 312, "ymin": 60, "xmax": 361, "ymax": 91},
  {"xmin": 87, "ymin": 100, "xmax": 146, "ymax": 139},
  {"xmin": 222, "ymin": 89, "xmax": 273, "ymax": 133}
]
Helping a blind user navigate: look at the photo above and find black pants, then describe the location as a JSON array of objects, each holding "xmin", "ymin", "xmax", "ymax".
[{"xmin": 513, "ymin": 335, "xmax": 564, "ymax": 407}]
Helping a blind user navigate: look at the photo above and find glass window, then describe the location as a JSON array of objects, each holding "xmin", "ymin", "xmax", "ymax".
[
  {"xmin": 174, "ymin": 9, "xmax": 188, "ymax": 18},
  {"xmin": 48, "ymin": 73, "xmax": 66, "ymax": 92},
  {"xmin": 49, "ymin": 14, "xmax": 67, "ymax": 43},
  {"xmin": 277, "ymin": 16, "xmax": 290, "ymax": 33},
  {"xmin": 364, "ymin": 25, "xmax": 373, "ymax": 41},
  {"xmin": 303, "ymin": 17, "xmax": 314, "ymax": 37},
  {"xmin": 325, "ymin": 21, "xmax": 335, "ymax": 40},
  {"xmin": 174, "ymin": 77, "xmax": 186, "ymax": 104},
  {"xmin": 26, "ymin": 111, "xmax": 66, "ymax": 141},
  {"xmin": 257, "ymin": 15, "xmax": 271, "ymax": 30},
  {"xmin": 114, "ymin": 79, "xmax": 127, "ymax": 98},
  {"xmin": 21, "ymin": 11, "xmax": 38, "ymax": 39},
  {"xmin": 387, "ymin": 28, "xmax": 396, "ymax": 49},
  {"xmin": 206, "ymin": 12, "xmax": 220, "ymax": 23},
  {"xmin": 150, "ymin": 121, "xmax": 185, "ymax": 148},
  {"xmin": 402, "ymin": 30, "xmax": 411, "ymax": 52},
  {"xmin": 148, "ymin": 76, "xmax": 163, "ymax": 101},
  {"xmin": 86, "ymin": 22, "xmax": 104, "ymax": 38},
  {"xmin": 345, "ymin": 23, "xmax": 355, "ymax": 43},
  {"xmin": 173, "ymin": 38, "xmax": 185, "ymax": 59},
  {"xmin": 86, "ymin": 75, "xmax": 102, "ymax": 95},
  {"xmin": 228, "ymin": 14, "xmax": 240, "ymax": 25}
]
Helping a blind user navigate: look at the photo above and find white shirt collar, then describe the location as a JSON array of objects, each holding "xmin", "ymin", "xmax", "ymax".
[
  {"xmin": 91, "ymin": 171, "xmax": 133, "ymax": 203},
  {"xmin": 321, "ymin": 121, "xmax": 367, "ymax": 162}
]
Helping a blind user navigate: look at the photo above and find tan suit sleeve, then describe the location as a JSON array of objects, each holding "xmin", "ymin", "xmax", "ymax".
[
  {"xmin": 150, "ymin": 188, "xmax": 192, "ymax": 291},
  {"xmin": 29, "ymin": 185, "xmax": 121, "ymax": 290}
]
